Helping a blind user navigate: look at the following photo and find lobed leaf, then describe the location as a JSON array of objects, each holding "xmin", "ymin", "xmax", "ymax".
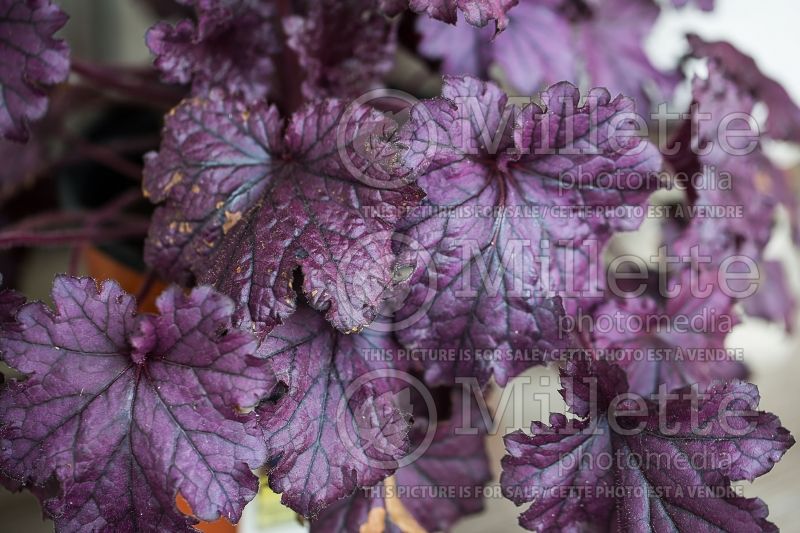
[{"xmin": 0, "ymin": 277, "xmax": 272, "ymax": 531}]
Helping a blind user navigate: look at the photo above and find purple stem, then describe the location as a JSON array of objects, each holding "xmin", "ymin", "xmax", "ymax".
[
  {"xmin": 71, "ymin": 138, "xmax": 144, "ymax": 182},
  {"xmin": 71, "ymin": 59, "xmax": 183, "ymax": 108},
  {"xmin": 0, "ymin": 222, "xmax": 150, "ymax": 249},
  {"xmin": 1, "ymin": 188, "xmax": 149, "ymax": 249}
]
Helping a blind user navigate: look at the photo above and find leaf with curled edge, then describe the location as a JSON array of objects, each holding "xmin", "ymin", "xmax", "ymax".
[
  {"xmin": 393, "ymin": 76, "xmax": 662, "ymax": 386},
  {"xmin": 255, "ymin": 304, "xmax": 411, "ymax": 518},
  {"xmin": 144, "ymin": 92, "xmax": 424, "ymax": 337},
  {"xmin": 311, "ymin": 386, "xmax": 492, "ymax": 532},
  {"xmin": 416, "ymin": 0, "xmax": 678, "ymax": 110},
  {"xmin": 0, "ymin": 0, "xmax": 70, "ymax": 142},
  {"xmin": 501, "ymin": 359, "xmax": 795, "ymax": 532},
  {"xmin": 591, "ymin": 266, "xmax": 747, "ymax": 396},
  {"xmin": 146, "ymin": 0, "xmax": 279, "ymax": 101},
  {"xmin": 0, "ymin": 277, "xmax": 272, "ymax": 531}
]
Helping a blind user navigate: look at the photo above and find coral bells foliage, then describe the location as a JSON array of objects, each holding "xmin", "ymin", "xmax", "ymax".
[
  {"xmin": 0, "ymin": 278, "xmax": 271, "ymax": 530},
  {"xmin": 0, "ymin": 0, "xmax": 69, "ymax": 141},
  {"xmin": 501, "ymin": 359, "xmax": 794, "ymax": 531},
  {"xmin": 0, "ymin": 0, "xmax": 798, "ymax": 532}
]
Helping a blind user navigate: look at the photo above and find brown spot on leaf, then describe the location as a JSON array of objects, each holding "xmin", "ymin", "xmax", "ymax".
[
  {"xmin": 223, "ymin": 210, "xmax": 242, "ymax": 234},
  {"xmin": 164, "ymin": 171, "xmax": 183, "ymax": 193}
]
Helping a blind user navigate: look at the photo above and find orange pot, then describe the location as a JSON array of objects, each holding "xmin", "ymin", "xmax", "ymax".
[{"xmin": 84, "ymin": 247, "xmax": 166, "ymax": 313}]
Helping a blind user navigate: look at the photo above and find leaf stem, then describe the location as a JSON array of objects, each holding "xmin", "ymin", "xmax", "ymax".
[
  {"xmin": 0, "ymin": 222, "xmax": 150, "ymax": 249},
  {"xmin": 0, "ymin": 188, "xmax": 149, "ymax": 250},
  {"xmin": 71, "ymin": 58, "xmax": 183, "ymax": 109}
]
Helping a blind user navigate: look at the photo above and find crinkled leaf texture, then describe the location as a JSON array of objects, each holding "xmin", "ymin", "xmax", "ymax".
[
  {"xmin": 592, "ymin": 266, "xmax": 747, "ymax": 396},
  {"xmin": 311, "ymin": 386, "xmax": 492, "ymax": 532},
  {"xmin": 144, "ymin": 92, "xmax": 423, "ymax": 337},
  {"xmin": 282, "ymin": 0, "xmax": 397, "ymax": 100},
  {"xmin": 146, "ymin": 0, "xmax": 279, "ymax": 101},
  {"xmin": 148, "ymin": 0, "xmax": 397, "ymax": 101},
  {"xmin": 394, "ymin": 76, "xmax": 662, "ymax": 386},
  {"xmin": 256, "ymin": 304, "xmax": 411, "ymax": 518},
  {"xmin": 501, "ymin": 359, "xmax": 794, "ymax": 532},
  {"xmin": 0, "ymin": 277, "xmax": 272, "ymax": 532},
  {"xmin": 0, "ymin": 0, "xmax": 70, "ymax": 141},
  {"xmin": 417, "ymin": 0, "xmax": 677, "ymax": 109}
]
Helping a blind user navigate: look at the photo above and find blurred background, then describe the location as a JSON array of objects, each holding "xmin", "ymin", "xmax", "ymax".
[{"xmin": 1, "ymin": 1, "xmax": 798, "ymax": 531}]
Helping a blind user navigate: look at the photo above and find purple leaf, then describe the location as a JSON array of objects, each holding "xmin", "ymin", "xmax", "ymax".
[
  {"xmin": 283, "ymin": 0, "xmax": 397, "ymax": 100},
  {"xmin": 394, "ymin": 76, "xmax": 662, "ymax": 386},
  {"xmin": 0, "ymin": 277, "xmax": 272, "ymax": 531},
  {"xmin": 456, "ymin": 0, "xmax": 519, "ymax": 31},
  {"xmin": 668, "ymin": 62, "xmax": 794, "ymax": 266},
  {"xmin": 417, "ymin": 0, "xmax": 678, "ymax": 109},
  {"xmin": 147, "ymin": 0, "xmax": 397, "ymax": 102},
  {"xmin": 143, "ymin": 92, "xmax": 423, "ymax": 336},
  {"xmin": 688, "ymin": 34, "xmax": 800, "ymax": 143},
  {"xmin": 0, "ymin": 0, "xmax": 70, "ymax": 141},
  {"xmin": 592, "ymin": 267, "xmax": 747, "ymax": 396},
  {"xmin": 741, "ymin": 260, "xmax": 796, "ymax": 332},
  {"xmin": 392, "ymin": 0, "xmax": 519, "ymax": 32},
  {"xmin": 146, "ymin": 0, "xmax": 279, "ymax": 101},
  {"xmin": 312, "ymin": 386, "xmax": 492, "ymax": 532},
  {"xmin": 256, "ymin": 304, "xmax": 411, "ymax": 518},
  {"xmin": 502, "ymin": 359, "xmax": 795, "ymax": 531}
]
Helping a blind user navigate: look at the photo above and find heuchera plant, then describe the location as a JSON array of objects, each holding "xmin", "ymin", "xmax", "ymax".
[{"xmin": 0, "ymin": 0, "xmax": 797, "ymax": 531}]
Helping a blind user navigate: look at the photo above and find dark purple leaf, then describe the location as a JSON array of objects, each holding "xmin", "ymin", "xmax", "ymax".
[
  {"xmin": 502, "ymin": 359, "xmax": 794, "ymax": 532},
  {"xmin": 668, "ymin": 62, "xmax": 793, "ymax": 265},
  {"xmin": 256, "ymin": 304, "xmax": 410, "ymax": 518},
  {"xmin": 0, "ymin": 277, "xmax": 271, "ymax": 531},
  {"xmin": 417, "ymin": 0, "xmax": 678, "ymax": 109},
  {"xmin": 688, "ymin": 34, "xmax": 800, "ymax": 143},
  {"xmin": 283, "ymin": 0, "xmax": 397, "ymax": 100},
  {"xmin": 146, "ymin": 0, "xmax": 279, "ymax": 101},
  {"xmin": 311, "ymin": 386, "xmax": 491, "ymax": 532},
  {"xmin": 391, "ymin": 0, "xmax": 519, "ymax": 31},
  {"xmin": 148, "ymin": 0, "xmax": 397, "ymax": 102},
  {"xmin": 393, "ymin": 76, "xmax": 662, "ymax": 386},
  {"xmin": 592, "ymin": 266, "xmax": 747, "ymax": 396},
  {"xmin": 0, "ymin": 0, "xmax": 70, "ymax": 141},
  {"xmin": 143, "ymin": 93, "xmax": 423, "ymax": 336}
]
